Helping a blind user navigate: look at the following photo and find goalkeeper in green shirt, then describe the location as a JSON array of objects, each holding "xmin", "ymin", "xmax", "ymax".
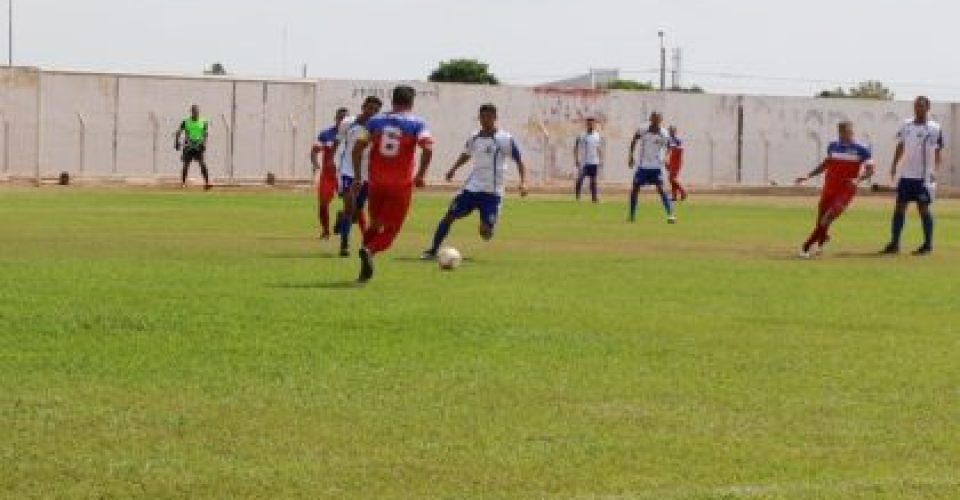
[{"xmin": 175, "ymin": 105, "xmax": 212, "ymax": 190}]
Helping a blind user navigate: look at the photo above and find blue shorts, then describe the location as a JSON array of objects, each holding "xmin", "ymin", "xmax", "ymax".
[
  {"xmin": 447, "ymin": 191, "xmax": 502, "ymax": 229},
  {"xmin": 633, "ymin": 168, "xmax": 663, "ymax": 186},
  {"xmin": 580, "ymin": 164, "xmax": 599, "ymax": 178},
  {"xmin": 338, "ymin": 175, "xmax": 355, "ymax": 197},
  {"xmin": 339, "ymin": 176, "xmax": 368, "ymax": 209},
  {"xmin": 897, "ymin": 178, "xmax": 933, "ymax": 204}
]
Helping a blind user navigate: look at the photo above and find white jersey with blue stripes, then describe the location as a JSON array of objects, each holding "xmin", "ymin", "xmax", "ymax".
[
  {"xmin": 338, "ymin": 120, "xmax": 370, "ymax": 180},
  {"xmin": 461, "ymin": 130, "xmax": 522, "ymax": 196},
  {"xmin": 633, "ymin": 127, "xmax": 670, "ymax": 170},
  {"xmin": 897, "ymin": 119, "xmax": 944, "ymax": 182}
]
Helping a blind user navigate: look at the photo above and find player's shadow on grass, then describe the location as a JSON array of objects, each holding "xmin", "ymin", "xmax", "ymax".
[
  {"xmin": 392, "ymin": 256, "xmax": 482, "ymax": 264},
  {"xmin": 268, "ymin": 280, "xmax": 360, "ymax": 290},
  {"xmin": 831, "ymin": 251, "xmax": 889, "ymax": 259},
  {"xmin": 264, "ymin": 252, "xmax": 340, "ymax": 260}
]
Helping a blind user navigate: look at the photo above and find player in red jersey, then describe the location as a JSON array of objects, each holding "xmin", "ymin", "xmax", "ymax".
[
  {"xmin": 350, "ymin": 86, "xmax": 434, "ymax": 282},
  {"xmin": 666, "ymin": 126, "xmax": 687, "ymax": 202},
  {"xmin": 795, "ymin": 121, "xmax": 875, "ymax": 258},
  {"xmin": 311, "ymin": 107, "xmax": 349, "ymax": 239}
]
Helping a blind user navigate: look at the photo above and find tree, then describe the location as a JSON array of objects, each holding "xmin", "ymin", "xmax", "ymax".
[
  {"xmin": 605, "ymin": 79, "xmax": 655, "ymax": 91},
  {"xmin": 817, "ymin": 80, "xmax": 893, "ymax": 100},
  {"xmin": 428, "ymin": 59, "xmax": 499, "ymax": 85},
  {"xmin": 205, "ymin": 63, "xmax": 228, "ymax": 76}
]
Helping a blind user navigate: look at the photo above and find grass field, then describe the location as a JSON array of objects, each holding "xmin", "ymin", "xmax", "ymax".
[{"xmin": 1, "ymin": 187, "xmax": 959, "ymax": 499}]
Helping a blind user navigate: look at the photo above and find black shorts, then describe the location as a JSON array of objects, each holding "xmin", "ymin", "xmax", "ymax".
[{"xmin": 182, "ymin": 145, "xmax": 206, "ymax": 164}]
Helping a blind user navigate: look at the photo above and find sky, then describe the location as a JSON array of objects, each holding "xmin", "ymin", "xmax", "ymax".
[{"xmin": 7, "ymin": 0, "xmax": 960, "ymax": 101}]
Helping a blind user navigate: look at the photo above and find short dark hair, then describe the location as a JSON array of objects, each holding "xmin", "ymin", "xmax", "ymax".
[
  {"xmin": 478, "ymin": 103, "xmax": 497, "ymax": 115},
  {"xmin": 838, "ymin": 120, "xmax": 853, "ymax": 131},
  {"xmin": 586, "ymin": 117, "xmax": 596, "ymax": 122},
  {"xmin": 916, "ymin": 96, "xmax": 931, "ymax": 108},
  {"xmin": 392, "ymin": 86, "xmax": 416, "ymax": 107},
  {"xmin": 336, "ymin": 107, "xmax": 348, "ymax": 115},
  {"xmin": 363, "ymin": 96, "xmax": 383, "ymax": 108}
]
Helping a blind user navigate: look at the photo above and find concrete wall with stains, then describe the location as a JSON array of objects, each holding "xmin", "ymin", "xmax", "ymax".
[{"xmin": 0, "ymin": 67, "xmax": 955, "ymax": 188}]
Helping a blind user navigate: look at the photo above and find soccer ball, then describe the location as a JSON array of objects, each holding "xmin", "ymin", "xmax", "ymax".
[{"xmin": 438, "ymin": 247, "xmax": 463, "ymax": 271}]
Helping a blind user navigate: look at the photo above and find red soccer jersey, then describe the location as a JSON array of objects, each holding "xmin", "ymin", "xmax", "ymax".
[
  {"xmin": 823, "ymin": 141, "xmax": 872, "ymax": 192},
  {"xmin": 363, "ymin": 112, "xmax": 433, "ymax": 187}
]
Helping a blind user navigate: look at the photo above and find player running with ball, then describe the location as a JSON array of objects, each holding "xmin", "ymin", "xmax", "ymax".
[
  {"xmin": 795, "ymin": 121, "xmax": 874, "ymax": 258},
  {"xmin": 421, "ymin": 104, "xmax": 528, "ymax": 260}
]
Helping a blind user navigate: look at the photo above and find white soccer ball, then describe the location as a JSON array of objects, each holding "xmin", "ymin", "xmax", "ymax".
[{"xmin": 438, "ymin": 247, "xmax": 463, "ymax": 271}]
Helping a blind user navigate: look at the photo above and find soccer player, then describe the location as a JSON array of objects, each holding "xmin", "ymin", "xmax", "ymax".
[
  {"xmin": 421, "ymin": 104, "xmax": 528, "ymax": 260},
  {"xmin": 628, "ymin": 112, "xmax": 676, "ymax": 223},
  {"xmin": 574, "ymin": 118, "xmax": 602, "ymax": 202},
  {"xmin": 311, "ymin": 107, "xmax": 349, "ymax": 239},
  {"xmin": 794, "ymin": 121, "xmax": 875, "ymax": 258},
  {"xmin": 666, "ymin": 125, "xmax": 688, "ymax": 202},
  {"xmin": 351, "ymin": 86, "xmax": 434, "ymax": 283},
  {"xmin": 335, "ymin": 96, "xmax": 382, "ymax": 257},
  {"xmin": 174, "ymin": 105, "xmax": 211, "ymax": 190},
  {"xmin": 882, "ymin": 96, "xmax": 944, "ymax": 256}
]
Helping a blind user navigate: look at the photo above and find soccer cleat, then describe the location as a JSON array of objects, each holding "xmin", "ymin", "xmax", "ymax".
[
  {"xmin": 797, "ymin": 249, "xmax": 813, "ymax": 260},
  {"xmin": 339, "ymin": 247, "xmax": 350, "ymax": 258},
  {"xmin": 358, "ymin": 248, "xmax": 374, "ymax": 283},
  {"xmin": 667, "ymin": 215, "xmax": 677, "ymax": 224},
  {"xmin": 912, "ymin": 245, "xmax": 933, "ymax": 256},
  {"xmin": 319, "ymin": 231, "xmax": 331, "ymax": 241},
  {"xmin": 815, "ymin": 235, "xmax": 831, "ymax": 256},
  {"xmin": 420, "ymin": 250, "xmax": 438, "ymax": 261},
  {"xmin": 204, "ymin": 184, "xmax": 213, "ymax": 191},
  {"xmin": 880, "ymin": 243, "xmax": 900, "ymax": 255}
]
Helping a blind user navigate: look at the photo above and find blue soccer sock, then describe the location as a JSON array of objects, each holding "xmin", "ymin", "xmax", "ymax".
[
  {"xmin": 659, "ymin": 190, "xmax": 674, "ymax": 216},
  {"xmin": 890, "ymin": 211, "xmax": 906, "ymax": 247},
  {"xmin": 629, "ymin": 189, "xmax": 639, "ymax": 219},
  {"xmin": 339, "ymin": 215, "xmax": 352, "ymax": 250},
  {"xmin": 920, "ymin": 211, "xmax": 934, "ymax": 248},
  {"xmin": 430, "ymin": 219, "xmax": 452, "ymax": 253}
]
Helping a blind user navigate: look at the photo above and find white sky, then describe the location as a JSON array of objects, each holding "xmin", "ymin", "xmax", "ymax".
[{"xmin": 8, "ymin": 0, "xmax": 959, "ymax": 101}]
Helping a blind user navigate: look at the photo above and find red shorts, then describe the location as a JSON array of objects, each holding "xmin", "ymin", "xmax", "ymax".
[
  {"xmin": 315, "ymin": 167, "xmax": 337, "ymax": 202},
  {"xmin": 820, "ymin": 184, "xmax": 856, "ymax": 216},
  {"xmin": 367, "ymin": 183, "xmax": 413, "ymax": 230}
]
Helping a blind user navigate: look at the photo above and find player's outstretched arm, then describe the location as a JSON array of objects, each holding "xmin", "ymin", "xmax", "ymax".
[
  {"xmin": 446, "ymin": 154, "xmax": 470, "ymax": 182},
  {"xmin": 890, "ymin": 142, "xmax": 904, "ymax": 180},
  {"xmin": 174, "ymin": 122, "xmax": 184, "ymax": 150},
  {"xmin": 415, "ymin": 149, "xmax": 433, "ymax": 189},
  {"xmin": 310, "ymin": 144, "xmax": 322, "ymax": 172},
  {"xmin": 858, "ymin": 163, "xmax": 876, "ymax": 184},
  {"xmin": 351, "ymin": 135, "xmax": 370, "ymax": 183},
  {"xmin": 796, "ymin": 161, "xmax": 827, "ymax": 184},
  {"xmin": 573, "ymin": 137, "xmax": 581, "ymax": 169},
  {"xmin": 512, "ymin": 139, "xmax": 528, "ymax": 197}
]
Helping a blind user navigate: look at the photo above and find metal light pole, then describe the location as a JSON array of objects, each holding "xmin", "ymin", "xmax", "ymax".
[
  {"xmin": 658, "ymin": 30, "xmax": 666, "ymax": 91},
  {"xmin": 8, "ymin": 0, "xmax": 12, "ymax": 66}
]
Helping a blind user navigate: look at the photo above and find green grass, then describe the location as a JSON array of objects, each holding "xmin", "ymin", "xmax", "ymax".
[{"xmin": 1, "ymin": 187, "xmax": 959, "ymax": 499}]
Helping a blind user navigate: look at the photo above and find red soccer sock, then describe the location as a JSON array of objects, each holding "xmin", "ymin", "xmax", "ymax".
[
  {"xmin": 803, "ymin": 226, "xmax": 827, "ymax": 252},
  {"xmin": 319, "ymin": 203, "xmax": 331, "ymax": 234},
  {"xmin": 363, "ymin": 225, "xmax": 400, "ymax": 255}
]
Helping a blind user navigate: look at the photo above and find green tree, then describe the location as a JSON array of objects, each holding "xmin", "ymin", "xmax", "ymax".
[
  {"xmin": 205, "ymin": 62, "xmax": 228, "ymax": 76},
  {"xmin": 605, "ymin": 79, "xmax": 655, "ymax": 91},
  {"xmin": 818, "ymin": 80, "xmax": 893, "ymax": 100},
  {"xmin": 428, "ymin": 59, "xmax": 499, "ymax": 85}
]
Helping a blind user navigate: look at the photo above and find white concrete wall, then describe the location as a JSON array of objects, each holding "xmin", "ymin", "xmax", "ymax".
[
  {"xmin": 0, "ymin": 68, "xmax": 40, "ymax": 179},
  {"xmin": 0, "ymin": 67, "xmax": 956, "ymax": 188}
]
